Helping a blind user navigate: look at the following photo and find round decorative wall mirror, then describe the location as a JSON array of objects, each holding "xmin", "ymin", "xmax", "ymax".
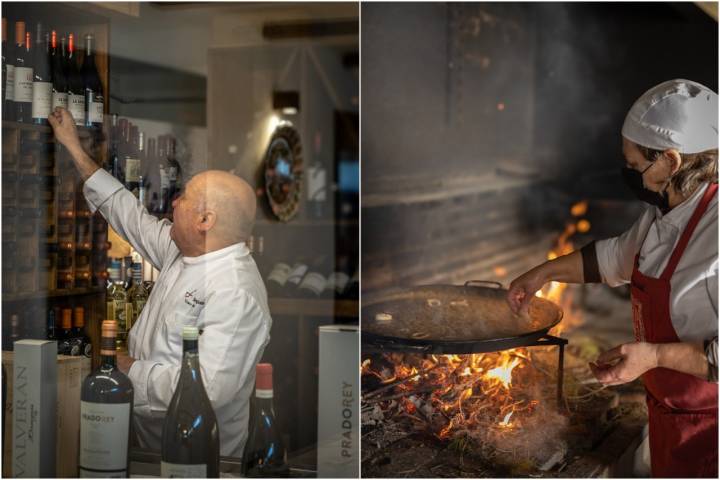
[{"xmin": 263, "ymin": 124, "xmax": 303, "ymax": 222}]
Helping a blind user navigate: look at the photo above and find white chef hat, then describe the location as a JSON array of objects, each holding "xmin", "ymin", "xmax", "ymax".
[{"xmin": 622, "ymin": 79, "xmax": 718, "ymax": 154}]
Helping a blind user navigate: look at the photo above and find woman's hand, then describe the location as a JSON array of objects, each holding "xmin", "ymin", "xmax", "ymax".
[
  {"xmin": 48, "ymin": 107, "xmax": 81, "ymax": 152},
  {"xmin": 589, "ymin": 342, "xmax": 658, "ymax": 386},
  {"xmin": 507, "ymin": 264, "xmax": 549, "ymax": 314}
]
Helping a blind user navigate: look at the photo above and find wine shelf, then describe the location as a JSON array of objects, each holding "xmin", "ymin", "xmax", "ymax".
[
  {"xmin": 268, "ymin": 297, "xmax": 358, "ymax": 318},
  {"xmin": 2, "ymin": 286, "xmax": 105, "ymax": 302},
  {"xmin": 2, "ymin": 120, "xmax": 97, "ymax": 136}
]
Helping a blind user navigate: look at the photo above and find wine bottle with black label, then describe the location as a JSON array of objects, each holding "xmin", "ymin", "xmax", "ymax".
[
  {"xmin": 81, "ymin": 33, "xmax": 103, "ymax": 128},
  {"xmin": 66, "ymin": 33, "xmax": 85, "ymax": 126},
  {"xmin": 242, "ymin": 363, "xmax": 289, "ymax": 477},
  {"xmin": 32, "ymin": 23, "xmax": 51, "ymax": 125},
  {"xmin": 161, "ymin": 326, "xmax": 220, "ymax": 478},
  {"xmin": 13, "ymin": 22, "xmax": 33, "ymax": 123},
  {"xmin": 50, "ymin": 30, "xmax": 68, "ymax": 111},
  {"xmin": 80, "ymin": 320, "xmax": 134, "ymax": 477}
]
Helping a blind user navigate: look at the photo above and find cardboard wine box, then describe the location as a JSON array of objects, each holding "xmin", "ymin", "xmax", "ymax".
[
  {"xmin": 2, "ymin": 350, "xmax": 92, "ymax": 478},
  {"xmin": 317, "ymin": 324, "xmax": 358, "ymax": 478}
]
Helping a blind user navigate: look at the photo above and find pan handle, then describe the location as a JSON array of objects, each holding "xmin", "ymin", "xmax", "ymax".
[{"xmin": 464, "ymin": 280, "xmax": 503, "ymax": 289}]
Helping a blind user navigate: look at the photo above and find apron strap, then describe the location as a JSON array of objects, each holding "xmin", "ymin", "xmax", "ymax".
[{"xmin": 660, "ymin": 183, "xmax": 718, "ymax": 281}]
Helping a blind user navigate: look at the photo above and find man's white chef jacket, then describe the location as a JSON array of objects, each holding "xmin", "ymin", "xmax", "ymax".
[
  {"xmin": 594, "ymin": 182, "xmax": 718, "ymax": 379},
  {"xmin": 83, "ymin": 169, "xmax": 272, "ymax": 458}
]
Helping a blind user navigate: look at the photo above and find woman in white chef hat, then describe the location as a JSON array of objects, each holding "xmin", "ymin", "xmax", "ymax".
[{"xmin": 508, "ymin": 79, "xmax": 718, "ymax": 477}]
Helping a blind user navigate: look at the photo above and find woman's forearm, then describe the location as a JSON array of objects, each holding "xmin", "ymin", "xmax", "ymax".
[
  {"xmin": 541, "ymin": 250, "xmax": 585, "ymax": 284},
  {"xmin": 655, "ymin": 341, "xmax": 709, "ymax": 380}
]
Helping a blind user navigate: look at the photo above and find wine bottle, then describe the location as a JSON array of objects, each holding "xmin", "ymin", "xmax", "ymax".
[
  {"xmin": 241, "ymin": 363, "xmax": 289, "ymax": 477},
  {"xmin": 66, "ymin": 33, "xmax": 85, "ymax": 126},
  {"xmin": 2, "ymin": 17, "xmax": 15, "ymax": 121},
  {"xmin": 81, "ymin": 33, "xmax": 103, "ymax": 128},
  {"xmin": 345, "ymin": 268, "xmax": 359, "ymax": 300},
  {"xmin": 46, "ymin": 307, "xmax": 58, "ymax": 341},
  {"xmin": 131, "ymin": 262, "xmax": 148, "ymax": 328},
  {"xmin": 266, "ymin": 262, "xmax": 291, "ymax": 296},
  {"xmin": 32, "ymin": 24, "xmax": 51, "ymax": 125},
  {"xmin": 125, "ymin": 129, "xmax": 140, "ymax": 197},
  {"xmin": 72, "ymin": 306, "xmax": 92, "ymax": 358},
  {"xmin": 58, "ymin": 307, "xmax": 80, "ymax": 355},
  {"xmin": 298, "ymin": 255, "xmax": 328, "ymax": 297},
  {"xmin": 109, "ymin": 114, "xmax": 122, "ymax": 179},
  {"xmin": 50, "ymin": 30, "xmax": 68, "ymax": 111},
  {"xmin": 285, "ymin": 260, "xmax": 309, "ymax": 296},
  {"xmin": 161, "ymin": 326, "xmax": 220, "ymax": 478},
  {"xmin": 159, "ymin": 164, "xmax": 169, "ymax": 214},
  {"xmin": 79, "ymin": 320, "xmax": 134, "ymax": 478},
  {"xmin": 13, "ymin": 22, "xmax": 33, "ymax": 123}
]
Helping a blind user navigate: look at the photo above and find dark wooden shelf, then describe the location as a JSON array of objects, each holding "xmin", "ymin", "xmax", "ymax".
[
  {"xmin": 2, "ymin": 286, "xmax": 105, "ymax": 302},
  {"xmin": 2, "ymin": 120, "xmax": 97, "ymax": 136},
  {"xmin": 269, "ymin": 297, "xmax": 358, "ymax": 318}
]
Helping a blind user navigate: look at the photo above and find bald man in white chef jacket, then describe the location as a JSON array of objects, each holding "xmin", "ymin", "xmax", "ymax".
[{"xmin": 49, "ymin": 107, "xmax": 271, "ymax": 458}]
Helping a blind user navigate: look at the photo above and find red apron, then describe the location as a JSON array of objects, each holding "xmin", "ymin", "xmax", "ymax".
[{"xmin": 630, "ymin": 182, "xmax": 718, "ymax": 478}]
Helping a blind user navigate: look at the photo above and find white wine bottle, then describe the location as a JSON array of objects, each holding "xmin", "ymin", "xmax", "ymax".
[
  {"xmin": 79, "ymin": 320, "xmax": 134, "ymax": 477},
  {"xmin": 161, "ymin": 326, "xmax": 220, "ymax": 478}
]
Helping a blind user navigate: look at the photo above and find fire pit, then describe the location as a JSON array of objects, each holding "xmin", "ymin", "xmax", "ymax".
[{"xmin": 362, "ymin": 281, "xmax": 569, "ymax": 407}]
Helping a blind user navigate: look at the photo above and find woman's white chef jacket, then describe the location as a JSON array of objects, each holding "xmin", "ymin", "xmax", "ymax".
[
  {"xmin": 83, "ymin": 169, "xmax": 272, "ymax": 458},
  {"xmin": 595, "ymin": 182, "xmax": 718, "ymax": 378}
]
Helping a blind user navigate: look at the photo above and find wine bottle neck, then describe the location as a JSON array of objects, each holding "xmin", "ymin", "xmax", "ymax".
[
  {"xmin": 181, "ymin": 339, "xmax": 202, "ymax": 380},
  {"xmin": 100, "ymin": 335, "xmax": 117, "ymax": 367}
]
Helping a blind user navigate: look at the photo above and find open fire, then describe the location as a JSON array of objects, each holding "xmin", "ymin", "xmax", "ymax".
[{"xmin": 362, "ymin": 201, "xmax": 596, "ymax": 469}]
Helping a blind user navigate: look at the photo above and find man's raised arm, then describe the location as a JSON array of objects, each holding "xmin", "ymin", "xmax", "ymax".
[{"xmin": 48, "ymin": 107, "xmax": 175, "ymax": 270}]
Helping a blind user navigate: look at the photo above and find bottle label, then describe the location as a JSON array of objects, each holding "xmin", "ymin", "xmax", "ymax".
[
  {"xmin": 125, "ymin": 158, "xmax": 140, "ymax": 183},
  {"xmin": 267, "ymin": 263, "xmax": 291, "ymax": 286},
  {"xmin": 13, "ymin": 66, "xmax": 33, "ymax": 102},
  {"xmin": 299, "ymin": 272, "xmax": 327, "ymax": 295},
  {"xmin": 79, "ymin": 401, "xmax": 131, "ymax": 472},
  {"xmin": 31, "ymin": 81, "xmax": 52, "ymax": 119},
  {"xmin": 52, "ymin": 91, "xmax": 68, "ymax": 110},
  {"xmin": 5, "ymin": 64, "xmax": 14, "ymax": 101},
  {"xmin": 113, "ymin": 299, "xmax": 126, "ymax": 327},
  {"xmin": 168, "ymin": 166, "xmax": 178, "ymax": 182},
  {"xmin": 90, "ymin": 100, "xmax": 103, "ymax": 123},
  {"xmin": 161, "ymin": 462, "xmax": 207, "ymax": 478},
  {"xmin": 286, "ymin": 264, "xmax": 309, "ymax": 286},
  {"xmin": 160, "ymin": 169, "xmax": 169, "ymax": 189},
  {"xmin": 326, "ymin": 272, "xmax": 349, "ymax": 294},
  {"xmin": 69, "ymin": 93, "xmax": 85, "ymax": 124}
]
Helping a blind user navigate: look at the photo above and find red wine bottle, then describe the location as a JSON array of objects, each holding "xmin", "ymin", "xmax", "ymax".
[
  {"xmin": 79, "ymin": 321, "xmax": 134, "ymax": 477},
  {"xmin": 13, "ymin": 22, "xmax": 33, "ymax": 123},
  {"xmin": 81, "ymin": 33, "xmax": 103, "ymax": 128},
  {"xmin": 242, "ymin": 363, "xmax": 289, "ymax": 477},
  {"xmin": 161, "ymin": 326, "xmax": 220, "ymax": 478},
  {"xmin": 66, "ymin": 33, "xmax": 85, "ymax": 126},
  {"xmin": 31, "ymin": 23, "xmax": 51, "ymax": 125},
  {"xmin": 50, "ymin": 30, "xmax": 68, "ymax": 111},
  {"xmin": 2, "ymin": 18, "xmax": 15, "ymax": 121}
]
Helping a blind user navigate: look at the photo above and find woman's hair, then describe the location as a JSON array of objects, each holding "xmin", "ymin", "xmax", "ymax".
[{"xmin": 637, "ymin": 145, "xmax": 718, "ymax": 197}]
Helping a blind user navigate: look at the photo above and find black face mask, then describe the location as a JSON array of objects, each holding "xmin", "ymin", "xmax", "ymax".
[{"xmin": 621, "ymin": 162, "xmax": 670, "ymax": 212}]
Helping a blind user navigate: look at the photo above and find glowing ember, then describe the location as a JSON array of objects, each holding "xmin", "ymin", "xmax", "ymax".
[{"xmin": 577, "ymin": 219, "xmax": 591, "ymax": 233}]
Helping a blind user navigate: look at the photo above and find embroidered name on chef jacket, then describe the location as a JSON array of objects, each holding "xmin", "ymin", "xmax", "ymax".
[{"xmin": 184, "ymin": 289, "xmax": 206, "ymax": 309}]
